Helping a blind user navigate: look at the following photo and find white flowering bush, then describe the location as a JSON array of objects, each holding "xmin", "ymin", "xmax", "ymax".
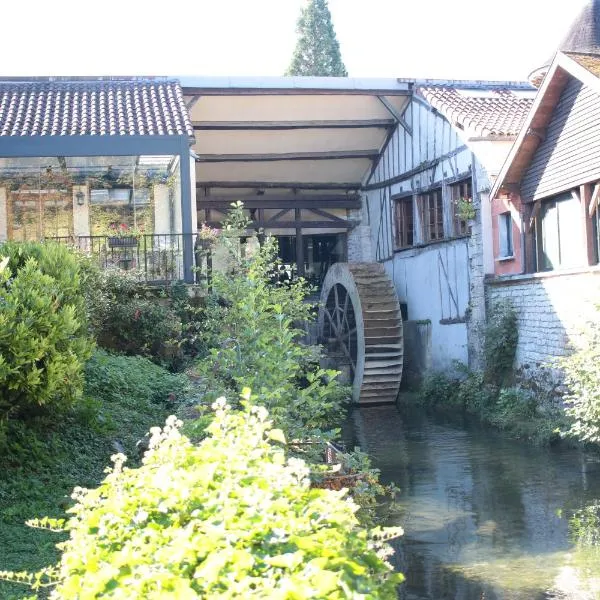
[{"xmin": 2, "ymin": 395, "xmax": 402, "ymax": 599}]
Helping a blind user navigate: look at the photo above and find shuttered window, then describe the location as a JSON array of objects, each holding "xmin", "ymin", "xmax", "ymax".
[
  {"xmin": 450, "ymin": 179, "xmax": 472, "ymax": 236},
  {"xmin": 394, "ymin": 197, "xmax": 414, "ymax": 249},
  {"xmin": 419, "ymin": 188, "xmax": 444, "ymax": 242}
]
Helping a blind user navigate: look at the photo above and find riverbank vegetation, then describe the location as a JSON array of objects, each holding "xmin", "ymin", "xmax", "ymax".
[
  {"xmin": 408, "ymin": 300, "xmax": 569, "ymax": 445},
  {"xmin": 0, "ymin": 211, "xmax": 402, "ymax": 598}
]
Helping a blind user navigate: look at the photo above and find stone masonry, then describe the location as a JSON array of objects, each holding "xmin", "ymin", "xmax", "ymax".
[{"xmin": 487, "ymin": 268, "xmax": 600, "ymax": 371}]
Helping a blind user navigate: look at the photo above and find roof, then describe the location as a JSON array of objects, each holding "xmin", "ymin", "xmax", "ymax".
[
  {"xmin": 529, "ymin": 0, "xmax": 600, "ymax": 86},
  {"xmin": 559, "ymin": 0, "xmax": 600, "ymax": 56},
  {"xmin": 566, "ymin": 51, "xmax": 600, "ymax": 76},
  {"xmin": 416, "ymin": 85, "xmax": 536, "ymax": 137},
  {"xmin": 0, "ymin": 80, "xmax": 193, "ymax": 138},
  {"xmin": 184, "ymin": 78, "xmax": 412, "ymax": 191},
  {"xmin": 492, "ymin": 52, "xmax": 600, "ymax": 199}
]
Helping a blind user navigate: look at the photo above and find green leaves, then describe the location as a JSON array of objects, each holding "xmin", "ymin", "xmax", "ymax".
[
  {"xmin": 0, "ymin": 242, "xmax": 93, "ymax": 418},
  {"xmin": 47, "ymin": 403, "xmax": 401, "ymax": 599}
]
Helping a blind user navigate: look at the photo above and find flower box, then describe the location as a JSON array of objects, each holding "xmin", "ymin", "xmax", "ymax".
[{"xmin": 108, "ymin": 236, "xmax": 138, "ymax": 248}]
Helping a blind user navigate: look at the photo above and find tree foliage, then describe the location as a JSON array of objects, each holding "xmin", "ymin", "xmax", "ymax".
[
  {"xmin": 196, "ymin": 203, "xmax": 348, "ymax": 444},
  {"xmin": 286, "ymin": 0, "xmax": 348, "ymax": 77},
  {"xmin": 561, "ymin": 311, "xmax": 600, "ymax": 444},
  {"xmin": 0, "ymin": 242, "xmax": 93, "ymax": 419}
]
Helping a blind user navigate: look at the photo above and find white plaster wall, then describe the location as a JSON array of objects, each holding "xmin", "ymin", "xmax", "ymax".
[{"xmin": 384, "ymin": 238, "xmax": 471, "ymax": 370}]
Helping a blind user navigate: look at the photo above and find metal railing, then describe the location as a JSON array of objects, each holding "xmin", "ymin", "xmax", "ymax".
[{"xmin": 50, "ymin": 234, "xmax": 197, "ymax": 283}]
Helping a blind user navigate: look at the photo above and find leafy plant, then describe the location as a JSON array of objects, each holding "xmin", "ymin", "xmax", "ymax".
[
  {"xmin": 78, "ymin": 264, "xmax": 182, "ymax": 368},
  {"xmin": 0, "ymin": 242, "xmax": 94, "ymax": 419},
  {"xmin": 560, "ymin": 309, "xmax": 600, "ymax": 444},
  {"xmin": 484, "ymin": 300, "xmax": 518, "ymax": 387},
  {"xmin": 1, "ymin": 398, "xmax": 403, "ymax": 599},
  {"xmin": 196, "ymin": 202, "xmax": 348, "ymax": 443},
  {"xmin": 84, "ymin": 350, "xmax": 189, "ymax": 410},
  {"xmin": 456, "ymin": 197, "xmax": 476, "ymax": 221}
]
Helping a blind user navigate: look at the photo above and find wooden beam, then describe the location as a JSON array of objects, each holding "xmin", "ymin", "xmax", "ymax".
[
  {"xmin": 377, "ymin": 96, "xmax": 412, "ymax": 136},
  {"xmin": 195, "ymin": 149, "xmax": 379, "ymax": 162},
  {"xmin": 205, "ymin": 220, "xmax": 353, "ymax": 230},
  {"xmin": 306, "ymin": 207, "xmax": 348, "ymax": 223},
  {"xmin": 362, "ymin": 145, "xmax": 468, "ymax": 191},
  {"xmin": 526, "ymin": 199, "xmax": 541, "ymax": 234},
  {"xmin": 295, "ymin": 207, "xmax": 305, "ymax": 277},
  {"xmin": 186, "ymin": 95, "xmax": 201, "ymax": 111},
  {"xmin": 581, "ymin": 183, "xmax": 596, "ymax": 266},
  {"xmin": 197, "ymin": 181, "xmax": 360, "ymax": 191},
  {"xmin": 588, "ymin": 183, "xmax": 600, "ymax": 217},
  {"xmin": 193, "ymin": 119, "xmax": 395, "ymax": 131},
  {"xmin": 197, "ymin": 195, "xmax": 361, "ymax": 209}
]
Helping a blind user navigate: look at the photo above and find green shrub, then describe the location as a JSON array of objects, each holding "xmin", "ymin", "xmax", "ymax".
[
  {"xmin": 418, "ymin": 371, "xmax": 459, "ymax": 409},
  {"xmin": 78, "ymin": 265, "xmax": 182, "ymax": 367},
  {"xmin": 196, "ymin": 205, "xmax": 348, "ymax": 443},
  {"xmin": 5, "ymin": 399, "xmax": 403, "ymax": 599},
  {"xmin": 560, "ymin": 311, "xmax": 600, "ymax": 444},
  {"xmin": 84, "ymin": 350, "xmax": 189, "ymax": 410},
  {"xmin": 484, "ymin": 300, "xmax": 518, "ymax": 386},
  {"xmin": 0, "ymin": 242, "xmax": 93, "ymax": 419}
]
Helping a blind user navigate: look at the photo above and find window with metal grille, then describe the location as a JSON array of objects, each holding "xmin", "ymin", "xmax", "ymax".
[
  {"xmin": 394, "ymin": 197, "xmax": 414, "ymax": 249},
  {"xmin": 419, "ymin": 188, "xmax": 444, "ymax": 242}
]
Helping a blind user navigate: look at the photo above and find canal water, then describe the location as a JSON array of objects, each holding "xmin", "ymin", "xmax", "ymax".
[{"xmin": 351, "ymin": 405, "xmax": 600, "ymax": 600}]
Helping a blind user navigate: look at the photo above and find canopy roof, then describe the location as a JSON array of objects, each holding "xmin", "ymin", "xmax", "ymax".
[{"xmin": 182, "ymin": 76, "xmax": 411, "ymax": 193}]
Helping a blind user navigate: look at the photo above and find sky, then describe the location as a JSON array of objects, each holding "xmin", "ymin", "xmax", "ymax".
[{"xmin": 3, "ymin": 0, "xmax": 589, "ymax": 81}]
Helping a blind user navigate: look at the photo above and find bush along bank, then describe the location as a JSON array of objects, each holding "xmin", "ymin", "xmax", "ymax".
[
  {"xmin": 0, "ymin": 210, "xmax": 404, "ymax": 598},
  {"xmin": 409, "ymin": 300, "xmax": 568, "ymax": 445}
]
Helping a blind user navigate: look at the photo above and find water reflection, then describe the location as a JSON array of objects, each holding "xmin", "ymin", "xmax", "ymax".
[{"xmin": 351, "ymin": 406, "xmax": 600, "ymax": 599}]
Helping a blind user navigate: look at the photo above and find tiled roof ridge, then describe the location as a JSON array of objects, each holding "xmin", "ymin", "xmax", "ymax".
[
  {"xmin": 0, "ymin": 80, "xmax": 194, "ymax": 139},
  {"xmin": 416, "ymin": 86, "xmax": 535, "ymax": 137}
]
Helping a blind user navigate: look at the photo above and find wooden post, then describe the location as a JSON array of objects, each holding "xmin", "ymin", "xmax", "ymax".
[
  {"xmin": 295, "ymin": 207, "xmax": 305, "ymax": 277},
  {"xmin": 580, "ymin": 184, "xmax": 596, "ymax": 266}
]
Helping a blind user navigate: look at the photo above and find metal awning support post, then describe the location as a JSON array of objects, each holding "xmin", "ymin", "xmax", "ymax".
[{"xmin": 180, "ymin": 144, "xmax": 195, "ymax": 283}]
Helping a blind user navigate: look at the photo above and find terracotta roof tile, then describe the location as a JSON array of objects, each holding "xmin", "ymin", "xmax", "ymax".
[
  {"xmin": 0, "ymin": 80, "xmax": 194, "ymax": 138},
  {"xmin": 416, "ymin": 86, "xmax": 535, "ymax": 137}
]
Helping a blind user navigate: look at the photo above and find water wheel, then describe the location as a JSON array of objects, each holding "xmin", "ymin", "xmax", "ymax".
[{"xmin": 317, "ymin": 262, "xmax": 403, "ymax": 405}]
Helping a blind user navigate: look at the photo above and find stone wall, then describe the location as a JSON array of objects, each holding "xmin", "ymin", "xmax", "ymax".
[
  {"xmin": 486, "ymin": 267, "xmax": 600, "ymax": 371},
  {"xmin": 347, "ymin": 205, "xmax": 373, "ymax": 263}
]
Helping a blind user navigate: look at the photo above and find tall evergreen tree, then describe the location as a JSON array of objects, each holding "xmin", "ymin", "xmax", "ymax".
[{"xmin": 286, "ymin": 0, "xmax": 348, "ymax": 77}]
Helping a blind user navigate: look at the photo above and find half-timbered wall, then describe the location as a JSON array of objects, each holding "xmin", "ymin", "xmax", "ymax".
[{"xmin": 362, "ymin": 97, "xmax": 490, "ymax": 376}]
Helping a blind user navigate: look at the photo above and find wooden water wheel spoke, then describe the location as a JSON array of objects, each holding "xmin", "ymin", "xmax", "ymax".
[
  {"xmin": 324, "ymin": 307, "xmax": 338, "ymax": 335},
  {"xmin": 318, "ymin": 263, "xmax": 403, "ymax": 405}
]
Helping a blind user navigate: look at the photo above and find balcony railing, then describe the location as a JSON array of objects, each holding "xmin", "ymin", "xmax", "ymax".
[{"xmin": 49, "ymin": 234, "xmax": 200, "ymax": 284}]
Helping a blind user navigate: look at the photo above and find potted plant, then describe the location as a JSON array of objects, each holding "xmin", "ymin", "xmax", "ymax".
[
  {"xmin": 107, "ymin": 223, "xmax": 144, "ymax": 248},
  {"xmin": 196, "ymin": 223, "xmax": 220, "ymax": 250},
  {"xmin": 456, "ymin": 197, "xmax": 476, "ymax": 222}
]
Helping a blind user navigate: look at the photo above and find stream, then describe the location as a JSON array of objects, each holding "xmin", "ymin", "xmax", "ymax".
[{"xmin": 350, "ymin": 405, "xmax": 600, "ymax": 599}]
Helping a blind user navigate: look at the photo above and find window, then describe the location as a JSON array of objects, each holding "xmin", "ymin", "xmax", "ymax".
[
  {"xmin": 450, "ymin": 178, "xmax": 472, "ymax": 236},
  {"xmin": 394, "ymin": 197, "xmax": 414, "ymax": 248},
  {"xmin": 536, "ymin": 192, "xmax": 581, "ymax": 271},
  {"xmin": 498, "ymin": 212, "xmax": 513, "ymax": 258},
  {"xmin": 419, "ymin": 188, "xmax": 444, "ymax": 242}
]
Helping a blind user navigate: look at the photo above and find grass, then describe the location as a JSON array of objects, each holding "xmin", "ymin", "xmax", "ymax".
[{"xmin": 0, "ymin": 352, "xmax": 187, "ymax": 599}]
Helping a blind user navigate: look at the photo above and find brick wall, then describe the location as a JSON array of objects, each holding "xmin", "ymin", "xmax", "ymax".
[{"xmin": 486, "ymin": 267, "xmax": 600, "ymax": 370}]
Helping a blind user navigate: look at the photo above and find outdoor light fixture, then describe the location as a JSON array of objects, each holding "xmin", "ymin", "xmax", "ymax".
[{"xmin": 76, "ymin": 191, "xmax": 85, "ymax": 206}]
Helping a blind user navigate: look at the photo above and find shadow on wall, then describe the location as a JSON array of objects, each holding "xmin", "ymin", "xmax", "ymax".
[{"xmin": 401, "ymin": 320, "xmax": 432, "ymax": 390}]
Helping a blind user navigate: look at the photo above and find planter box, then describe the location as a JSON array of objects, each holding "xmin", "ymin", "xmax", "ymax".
[{"xmin": 108, "ymin": 236, "xmax": 138, "ymax": 248}]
